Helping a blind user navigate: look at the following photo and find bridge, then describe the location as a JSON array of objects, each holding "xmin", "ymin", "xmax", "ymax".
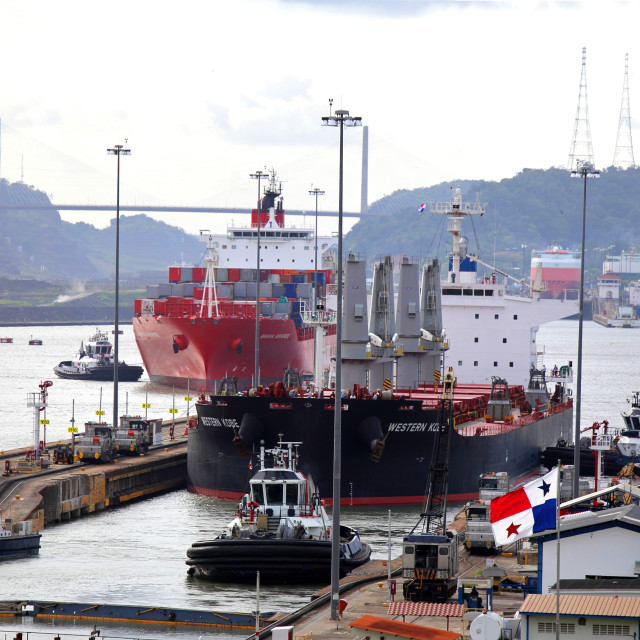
[{"xmin": 0, "ymin": 202, "xmax": 364, "ymax": 218}]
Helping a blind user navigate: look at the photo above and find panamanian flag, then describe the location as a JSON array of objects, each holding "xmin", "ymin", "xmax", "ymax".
[
  {"xmin": 490, "ymin": 467, "xmax": 558, "ymax": 546},
  {"xmin": 419, "ymin": 203, "xmax": 426, "ymax": 212}
]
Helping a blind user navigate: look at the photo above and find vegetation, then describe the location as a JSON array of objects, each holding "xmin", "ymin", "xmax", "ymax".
[
  {"xmin": 347, "ymin": 166, "xmax": 640, "ymax": 285},
  {"xmin": 2, "ymin": 166, "xmax": 639, "ymax": 299}
]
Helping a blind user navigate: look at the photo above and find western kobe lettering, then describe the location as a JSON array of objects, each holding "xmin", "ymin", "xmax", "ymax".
[
  {"xmin": 387, "ymin": 423, "xmax": 433, "ymax": 432},
  {"xmin": 201, "ymin": 417, "xmax": 240, "ymax": 428}
]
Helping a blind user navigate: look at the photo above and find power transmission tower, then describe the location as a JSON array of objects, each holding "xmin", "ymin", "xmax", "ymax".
[
  {"xmin": 612, "ymin": 53, "xmax": 636, "ymax": 168},
  {"xmin": 568, "ymin": 47, "xmax": 595, "ymax": 171}
]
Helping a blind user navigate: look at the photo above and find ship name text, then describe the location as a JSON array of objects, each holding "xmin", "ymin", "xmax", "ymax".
[
  {"xmin": 201, "ymin": 416, "xmax": 240, "ymax": 428},
  {"xmin": 387, "ymin": 422, "xmax": 438, "ymax": 432}
]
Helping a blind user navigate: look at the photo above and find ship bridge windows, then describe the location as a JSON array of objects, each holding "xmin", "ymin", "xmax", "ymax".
[
  {"xmin": 285, "ymin": 484, "xmax": 297, "ymax": 505},
  {"xmin": 265, "ymin": 483, "xmax": 282, "ymax": 504}
]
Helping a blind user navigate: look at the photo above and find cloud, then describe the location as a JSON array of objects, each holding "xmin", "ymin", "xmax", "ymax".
[{"xmin": 279, "ymin": 0, "xmax": 511, "ymax": 18}]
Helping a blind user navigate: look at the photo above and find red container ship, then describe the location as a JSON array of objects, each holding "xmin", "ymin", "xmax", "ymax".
[
  {"xmin": 133, "ymin": 171, "xmax": 336, "ymax": 390},
  {"xmin": 530, "ymin": 247, "xmax": 581, "ymax": 299}
]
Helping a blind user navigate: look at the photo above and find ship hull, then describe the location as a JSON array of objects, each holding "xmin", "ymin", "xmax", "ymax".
[
  {"xmin": 133, "ymin": 315, "xmax": 324, "ymax": 390},
  {"xmin": 186, "ymin": 537, "xmax": 369, "ymax": 583},
  {"xmin": 53, "ymin": 363, "xmax": 144, "ymax": 382},
  {"xmin": 0, "ymin": 533, "xmax": 41, "ymax": 560},
  {"xmin": 188, "ymin": 396, "xmax": 573, "ymax": 505}
]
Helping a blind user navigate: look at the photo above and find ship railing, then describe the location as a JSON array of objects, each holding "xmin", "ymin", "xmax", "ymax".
[
  {"xmin": 592, "ymin": 428, "xmax": 622, "ymax": 451},
  {"xmin": 366, "ymin": 343, "xmax": 405, "ymax": 358},
  {"xmin": 456, "ymin": 399, "xmax": 573, "ymax": 436}
]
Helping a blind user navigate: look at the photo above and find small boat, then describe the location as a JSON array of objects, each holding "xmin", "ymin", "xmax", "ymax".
[
  {"xmin": 185, "ymin": 438, "xmax": 371, "ymax": 582},
  {"xmin": 542, "ymin": 391, "xmax": 640, "ymax": 476},
  {"xmin": 53, "ymin": 329, "xmax": 144, "ymax": 382},
  {"xmin": 0, "ymin": 337, "xmax": 13, "ymax": 344},
  {"xmin": 28, "ymin": 336, "xmax": 43, "ymax": 345},
  {"xmin": 0, "ymin": 516, "xmax": 42, "ymax": 560}
]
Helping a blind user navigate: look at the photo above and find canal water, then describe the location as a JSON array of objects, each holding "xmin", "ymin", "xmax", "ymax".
[{"xmin": 0, "ymin": 320, "xmax": 639, "ymax": 639}]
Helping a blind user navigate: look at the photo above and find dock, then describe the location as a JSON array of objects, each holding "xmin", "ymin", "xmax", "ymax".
[
  {"xmin": 0, "ymin": 420, "xmax": 188, "ymax": 528},
  {"xmin": 266, "ymin": 548, "xmax": 535, "ymax": 640}
]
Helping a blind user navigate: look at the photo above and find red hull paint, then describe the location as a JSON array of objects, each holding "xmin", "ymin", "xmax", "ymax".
[
  {"xmin": 530, "ymin": 266, "xmax": 581, "ymax": 299},
  {"xmin": 134, "ymin": 315, "xmax": 330, "ymax": 391},
  {"xmin": 187, "ymin": 484, "xmax": 482, "ymax": 507}
]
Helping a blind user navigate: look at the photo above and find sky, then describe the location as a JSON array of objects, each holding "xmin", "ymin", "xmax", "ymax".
[{"xmin": 0, "ymin": 0, "xmax": 639, "ymax": 238}]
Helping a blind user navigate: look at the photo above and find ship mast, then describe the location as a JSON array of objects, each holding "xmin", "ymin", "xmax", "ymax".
[
  {"xmin": 430, "ymin": 187, "xmax": 485, "ymax": 284},
  {"xmin": 198, "ymin": 232, "xmax": 220, "ymax": 318}
]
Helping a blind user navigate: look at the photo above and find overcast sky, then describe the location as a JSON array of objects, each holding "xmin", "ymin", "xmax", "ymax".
[{"xmin": 0, "ymin": 0, "xmax": 638, "ymax": 236}]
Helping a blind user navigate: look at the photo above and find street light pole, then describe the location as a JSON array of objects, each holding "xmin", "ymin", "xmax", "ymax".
[
  {"xmin": 308, "ymin": 187, "xmax": 325, "ymax": 309},
  {"xmin": 322, "ymin": 103, "xmax": 362, "ymax": 621},
  {"xmin": 570, "ymin": 160, "xmax": 599, "ymax": 499},
  {"xmin": 107, "ymin": 143, "xmax": 130, "ymax": 433},
  {"xmin": 250, "ymin": 170, "xmax": 268, "ymax": 388}
]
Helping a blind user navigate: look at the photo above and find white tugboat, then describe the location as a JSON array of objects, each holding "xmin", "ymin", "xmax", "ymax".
[
  {"xmin": 186, "ymin": 436, "xmax": 371, "ymax": 582},
  {"xmin": 54, "ymin": 329, "xmax": 143, "ymax": 381}
]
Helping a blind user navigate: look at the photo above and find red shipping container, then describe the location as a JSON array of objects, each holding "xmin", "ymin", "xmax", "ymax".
[
  {"xmin": 168, "ymin": 267, "xmax": 181, "ymax": 283},
  {"xmin": 192, "ymin": 267, "xmax": 206, "ymax": 282},
  {"xmin": 134, "ymin": 299, "xmax": 142, "ymax": 314},
  {"xmin": 193, "ymin": 287, "xmax": 204, "ymax": 300},
  {"xmin": 228, "ymin": 268, "xmax": 241, "ymax": 282},
  {"xmin": 154, "ymin": 300, "xmax": 166, "ymax": 315}
]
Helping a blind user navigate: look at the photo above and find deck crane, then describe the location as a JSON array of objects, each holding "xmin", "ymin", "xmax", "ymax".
[
  {"xmin": 466, "ymin": 254, "xmax": 537, "ymax": 290},
  {"xmin": 401, "ymin": 367, "xmax": 459, "ymax": 602}
]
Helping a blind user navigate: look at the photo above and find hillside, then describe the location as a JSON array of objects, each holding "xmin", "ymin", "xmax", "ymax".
[
  {"xmin": 348, "ymin": 166, "xmax": 640, "ymax": 281},
  {"xmin": 0, "ymin": 179, "xmax": 205, "ymax": 281},
  {"xmin": 1, "ymin": 166, "xmax": 639, "ymax": 288}
]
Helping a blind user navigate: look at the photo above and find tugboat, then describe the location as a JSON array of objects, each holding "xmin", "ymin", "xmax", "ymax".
[
  {"xmin": 53, "ymin": 329, "xmax": 144, "ymax": 381},
  {"xmin": 0, "ymin": 337, "xmax": 13, "ymax": 344},
  {"xmin": 185, "ymin": 437, "xmax": 371, "ymax": 582},
  {"xmin": 28, "ymin": 336, "xmax": 43, "ymax": 345},
  {"xmin": 0, "ymin": 516, "xmax": 41, "ymax": 560}
]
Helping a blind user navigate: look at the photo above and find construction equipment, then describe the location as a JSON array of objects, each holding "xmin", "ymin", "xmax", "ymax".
[
  {"xmin": 76, "ymin": 422, "xmax": 117, "ymax": 463},
  {"xmin": 402, "ymin": 367, "xmax": 458, "ymax": 602}
]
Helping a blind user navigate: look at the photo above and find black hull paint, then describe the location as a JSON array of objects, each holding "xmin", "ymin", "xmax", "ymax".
[
  {"xmin": 188, "ymin": 396, "xmax": 573, "ymax": 505},
  {"xmin": 54, "ymin": 364, "xmax": 144, "ymax": 382},
  {"xmin": 186, "ymin": 538, "xmax": 370, "ymax": 582},
  {"xmin": 542, "ymin": 445, "xmax": 636, "ymax": 477},
  {"xmin": 0, "ymin": 534, "xmax": 41, "ymax": 560}
]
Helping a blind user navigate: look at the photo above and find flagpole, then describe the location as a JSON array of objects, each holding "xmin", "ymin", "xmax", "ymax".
[{"xmin": 555, "ymin": 461, "xmax": 561, "ymax": 640}]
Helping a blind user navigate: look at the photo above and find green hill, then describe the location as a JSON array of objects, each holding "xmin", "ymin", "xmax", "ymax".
[
  {"xmin": 347, "ymin": 166, "xmax": 639, "ymax": 282},
  {"xmin": 2, "ymin": 166, "xmax": 638, "ymax": 291}
]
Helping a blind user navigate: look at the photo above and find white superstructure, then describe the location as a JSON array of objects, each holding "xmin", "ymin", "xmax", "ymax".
[
  {"xmin": 433, "ymin": 188, "xmax": 579, "ymax": 388},
  {"xmin": 207, "ymin": 171, "xmax": 335, "ymax": 271}
]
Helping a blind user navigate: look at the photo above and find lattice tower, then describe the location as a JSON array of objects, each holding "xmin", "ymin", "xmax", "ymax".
[
  {"xmin": 568, "ymin": 47, "xmax": 595, "ymax": 171},
  {"xmin": 613, "ymin": 53, "xmax": 636, "ymax": 168}
]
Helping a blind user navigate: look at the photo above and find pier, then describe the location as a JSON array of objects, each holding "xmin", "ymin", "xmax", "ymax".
[{"xmin": 0, "ymin": 420, "xmax": 188, "ymax": 528}]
